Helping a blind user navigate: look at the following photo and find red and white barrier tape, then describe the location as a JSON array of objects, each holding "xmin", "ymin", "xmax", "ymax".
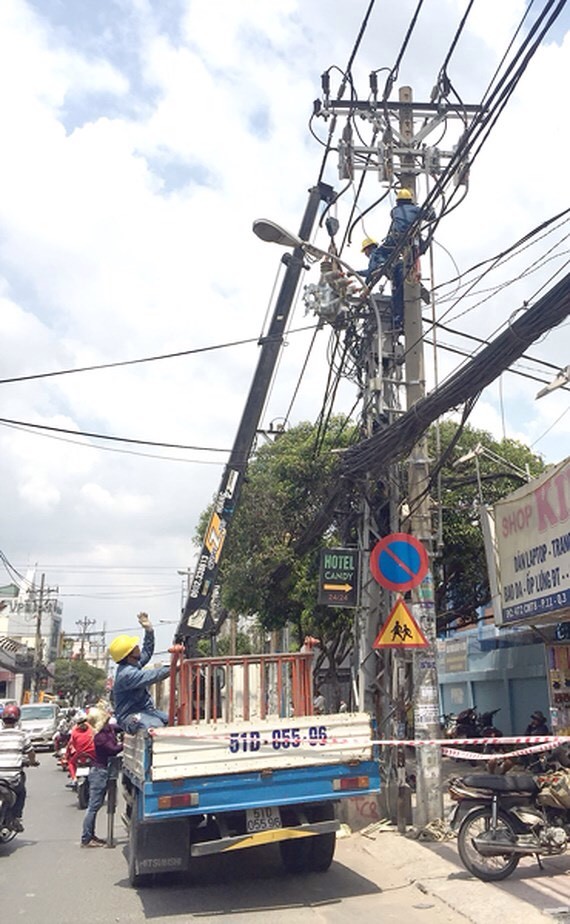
[
  {"xmin": 374, "ymin": 735, "xmax": 567, "ymax": 747},
  {"xmin": 441, "ymin": 741, "xmax": 561, "ymax": 761},
  {"xmin": 149, "ymin": 726, "xmax": 570, "ymax": 758}
]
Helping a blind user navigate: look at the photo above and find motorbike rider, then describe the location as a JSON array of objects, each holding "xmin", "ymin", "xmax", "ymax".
[
  {"xmin": 0, "ymin": 703, "xmax": 39, "ymax": 832},
  {"xmin": 109, "ymin": 612, "xmax": 170, "ymax": 734},
  {"xmin": 66, "ymin": 710, "xmax": 95, "ymax": 789}
]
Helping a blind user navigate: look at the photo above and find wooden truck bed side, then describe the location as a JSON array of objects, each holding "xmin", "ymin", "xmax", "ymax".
[{"xmin": 147, "ymin": 712, "xmax": 373, "ymax": 781}]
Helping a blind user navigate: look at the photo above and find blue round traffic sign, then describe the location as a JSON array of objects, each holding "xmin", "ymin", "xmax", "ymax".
[{"xmin": 370, "ymin": 532, "xmax": 428, "ymax": 592}]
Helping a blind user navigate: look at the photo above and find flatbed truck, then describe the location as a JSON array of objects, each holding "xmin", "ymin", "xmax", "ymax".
[{"xmin": 121, "ymin": 649, "xmax": 380, "ymax": 886}]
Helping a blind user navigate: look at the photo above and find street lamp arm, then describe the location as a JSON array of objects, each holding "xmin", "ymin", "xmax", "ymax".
[
  {"xmin": 253, "ymin": 218, "xmax": 361, "ymax": 279},
  {"xmin": 535, "ymin": 365, "xmax": 570, "ymax": 399},
  {"xmin": 252, "ymin": 219, "xmax": 302, "ymax": 248}
]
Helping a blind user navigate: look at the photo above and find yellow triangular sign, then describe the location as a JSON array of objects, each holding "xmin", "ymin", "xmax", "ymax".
[{"xmin": 373, "ymin": 598, "xmax": 429, "ymax": 649}]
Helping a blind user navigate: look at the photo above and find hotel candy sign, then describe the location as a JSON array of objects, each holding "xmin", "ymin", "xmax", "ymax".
[
  {"xmin": 318, "ymin": 548, "xmax": 360, "ymax": 608},
  {"xmin": 495, "ymin": 456, "xmax": 570, "ymax": 624}
]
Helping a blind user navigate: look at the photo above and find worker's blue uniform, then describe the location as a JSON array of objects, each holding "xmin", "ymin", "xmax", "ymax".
[
  {"xmin": 365, "ymin": 201, "xmax": 423, "ymax": 283},
  {"xmin": 360, "ymin": 200, "xmax": 432, "ymax": 330},
  {"xmin": 113, "ymin": 629, "xmax": 170, "ymax": 733}
]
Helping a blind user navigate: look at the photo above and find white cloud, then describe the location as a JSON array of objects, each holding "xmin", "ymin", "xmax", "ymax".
[
  {"xmin": 18, "ymin": 474, "xmax": 61, "ymax": 510},
  {"xmin": 79, "ymin": 482, "xmax": 152, "ymax": 514}
]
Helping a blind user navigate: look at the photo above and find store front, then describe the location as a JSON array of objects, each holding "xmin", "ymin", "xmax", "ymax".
[{"xmin": 490, "ymin": 456, "xmax": 570, "ymax": 735}]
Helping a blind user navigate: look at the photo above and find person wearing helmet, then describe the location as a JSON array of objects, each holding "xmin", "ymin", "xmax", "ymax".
[
  {"xmin": 361, "ymin": 188, "xmax": 435, "ymax": 328},
  {"xmin": 0, "ymin": 703, "xmax": 39, "ymax": 832},
  {"xmin": 525, "ymin": 710, "xmax": 549, "ymax": 736},
  {"xmin": 365, "ymin": 188, "xmax": 425, "ymax": 278},
  {"xmin": 65, "ymin": 709, "xmax": 95, "ymax": 789},
  {"xmin": 110, "ymin": 612, "xmax": 171, "ymax": 734},
  {"xmin": 358, "ymin": 237, "xmax": 380, "ymax": 281}
]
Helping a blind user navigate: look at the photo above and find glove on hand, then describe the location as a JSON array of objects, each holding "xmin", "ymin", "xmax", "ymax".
[{"xmin": 137, "ymin": 611, "xmax": 152, "ymax": 631}]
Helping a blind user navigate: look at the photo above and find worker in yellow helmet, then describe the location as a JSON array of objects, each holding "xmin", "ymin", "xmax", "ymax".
[
  {"xmin": 109, "ymin": 612, "xmax": 170, "ymax": 734},
  {"xmin": 361, "ymin": 188, "xmax": 422, "ymax": 279},
  {"xmin": 359, "ymin": 188, "xmax": 435, "ymax": 329}
]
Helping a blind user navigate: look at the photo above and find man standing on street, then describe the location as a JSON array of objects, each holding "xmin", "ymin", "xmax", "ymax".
[
  {"xmin": 80, "ymin": 705, "xmax": 123, "ymax": 848},
  {"xmin": 110, "ymin": 612, "xmax": 171, "ymax": 734}
]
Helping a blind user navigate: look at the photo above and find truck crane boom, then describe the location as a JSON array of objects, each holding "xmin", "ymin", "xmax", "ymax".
[{"xmin": 175, "ymin": 182, "xmax": 335, "ymax": 653}]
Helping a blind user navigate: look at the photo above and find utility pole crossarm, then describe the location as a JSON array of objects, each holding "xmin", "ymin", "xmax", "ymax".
[{"xmin": 316, "ymin": 99, "xmax": 485, "ymax": 114}]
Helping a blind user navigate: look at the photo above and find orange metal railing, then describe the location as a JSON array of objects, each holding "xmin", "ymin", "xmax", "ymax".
[{"xmin": 168, "ymin": 651, "xmax": 314, "ymax": 726}]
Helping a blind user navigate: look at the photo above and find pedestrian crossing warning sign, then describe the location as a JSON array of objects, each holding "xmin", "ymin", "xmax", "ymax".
[{"xmin": 373, "ymin": 598, "xmax": 429, "ymax": 649}]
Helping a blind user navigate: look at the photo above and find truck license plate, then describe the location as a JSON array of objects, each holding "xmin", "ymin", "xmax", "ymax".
[{"xmin": 246, "ymin": 806, "xmax": 282, "ymax": 833}]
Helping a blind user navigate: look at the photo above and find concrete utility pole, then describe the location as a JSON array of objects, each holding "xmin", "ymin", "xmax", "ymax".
[
  {"xmin": 355, "ymin": 293, "xmax": 412, "ymax": 827},
  {"xmin": 31, "ymin": 572, "xmax": 45, "ymax": 701},
  {"xmin": 76, "ymin": 616, "xmax": 96, "ymax": 659},
  {"xmin": 357, "ymin": 296, "xmax": 404, "ymax": 725},
  {"xmin": 357, "ymin": 296, "xmax": 400, "ymax": 718},
  {"xmin": 400, "ymin": 86, "xmax": 443, "ymax": 824}
]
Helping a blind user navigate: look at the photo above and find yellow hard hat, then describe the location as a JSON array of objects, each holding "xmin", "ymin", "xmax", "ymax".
[
  {"xmin": 396, "ymin": 188, "xmax": 413, "ymax": 200},
  {"xmin": 108, "ymin": 634, "xmax": 139, "ymax": 663},
  {"xmin": 361, "ymin": 237, "xmax": 378, "ymax": 252}
]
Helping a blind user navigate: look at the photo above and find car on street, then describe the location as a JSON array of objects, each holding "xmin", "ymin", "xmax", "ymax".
[{"xmin": 19, "ymin": 702, "xmax": 60, "ymax": 750}]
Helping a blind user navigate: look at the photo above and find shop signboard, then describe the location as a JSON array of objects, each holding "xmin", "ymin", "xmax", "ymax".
[
  {"xmin": 441, "ymin": 637, "xmax": 468, "ymax": 674},
  {"xmin": 495, "ymin": 456, "xmax": 570, "ymax": 625}
]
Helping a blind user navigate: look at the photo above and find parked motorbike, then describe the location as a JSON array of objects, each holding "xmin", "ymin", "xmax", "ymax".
[
  {"xmin": 75, "ymin": 753, "xmax": 92, "ymax": 810},
  {"xmin": 450, "ymin": 707, "xmax": 503, "ymax": 763},
  {"xmin": 440, "ymin": 713, "xmax": 457, "ymax": 738},
  {"xmin": 455, "ymin": 707, "xmax": 502, "ymax": 738},
  {"xmin": 449, "ymin": 747, "xmax": 570, "ymax": 881}
]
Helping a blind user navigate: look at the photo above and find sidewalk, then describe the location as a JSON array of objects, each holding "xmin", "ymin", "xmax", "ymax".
[{"xmin": 346, "ymin": 820, "xmax": 570, "ymax": 923}]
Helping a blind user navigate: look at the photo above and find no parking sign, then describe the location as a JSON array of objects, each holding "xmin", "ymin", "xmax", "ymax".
[{"xmin": 370, "ymin": 533, "xmax": 428, "ymax": 592}]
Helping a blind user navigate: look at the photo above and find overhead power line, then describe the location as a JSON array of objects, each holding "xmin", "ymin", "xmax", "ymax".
[
  {"xmin": 0, "ymin": 326, "xmax": 319, "ymax": 386},
  {"xmin": 0, "ymin": 416, "xmax": 230, "ymax": 453},
  {"xmin": 292, "ymin": 272, "xmax": 570, "ymax": 557},
  {"xmin": 346, "ymin": 273, "xmax": 570, "ymax": 477}
]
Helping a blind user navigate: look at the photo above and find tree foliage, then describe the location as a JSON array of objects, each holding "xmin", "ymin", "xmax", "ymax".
[
  {"xmin": 54, "ymin": 657, "xmax": 107, "ymax": 705},
  {"xmin": 431, "ymin": 420, "xmax": 545, "ymax": 630},
  {"xmin": 197, "ymin": 415, "xmax": 545, "ymax": 664},
  {"xmin": 197, "ymin": 630, "xmax": 253, "ymax": 657},
  {"xmin": 196, "ymin": 417, "xmax": 360, "ymax": 678}
]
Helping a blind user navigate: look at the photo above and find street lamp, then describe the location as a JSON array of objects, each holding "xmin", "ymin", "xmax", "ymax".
[
  {"xmin": 453, "ymin": 442, "xmax": 531, "ymax": 503},
  {"xmin": 252, "ymin": 219, "xmax": 361, "ymax": 278},
  {"xmin": 252, "ymin": 219, "xmax": 302, "ymax": 248},
  {"xmin": 536, "ymin": 366, "xmax": 570, "ymax": 399}
]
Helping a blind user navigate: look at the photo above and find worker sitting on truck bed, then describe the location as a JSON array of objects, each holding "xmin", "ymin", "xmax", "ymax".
[{"xmin": 109, "ymin": 612, "xmax": 171, "ymax": 734}]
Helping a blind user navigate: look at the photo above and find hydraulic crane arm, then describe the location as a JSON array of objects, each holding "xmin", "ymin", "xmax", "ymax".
[{"xmin": 175, "ymin": 182, "xmax": 335, "ymax": 653}]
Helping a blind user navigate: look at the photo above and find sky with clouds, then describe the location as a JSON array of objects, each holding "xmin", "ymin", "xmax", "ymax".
[{"xmin": 0, "ymin": 0, "xmax": 569, "ymax": 656}]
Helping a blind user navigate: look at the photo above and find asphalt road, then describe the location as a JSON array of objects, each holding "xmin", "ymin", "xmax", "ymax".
[{"xmin": 0, "ymin": 759, "xmax": 466, "ymax": 924}]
